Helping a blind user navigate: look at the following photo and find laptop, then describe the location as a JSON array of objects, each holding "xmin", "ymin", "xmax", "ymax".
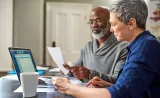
[{"xmin": 8, "ymin": 47, "xmax": 46, "ymax": 85}]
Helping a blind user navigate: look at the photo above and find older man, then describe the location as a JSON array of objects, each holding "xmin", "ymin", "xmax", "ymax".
[
  {"xmin": 65, "ymin": 6, "xmax": 128, "ymax": 83},
  {"xmin": 55, "ymin": 0, "xmax": 160, "ymax": 98}
]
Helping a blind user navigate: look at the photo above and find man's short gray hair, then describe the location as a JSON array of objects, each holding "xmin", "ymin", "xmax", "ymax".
[{"xmin": 110, "ymin": 0, "xmax": 148, "ymax": 29}]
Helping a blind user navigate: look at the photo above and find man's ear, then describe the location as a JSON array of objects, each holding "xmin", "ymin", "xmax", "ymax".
[{"xmin": 128, "ymin": 18, "xmax": 136, "ymax": 30}]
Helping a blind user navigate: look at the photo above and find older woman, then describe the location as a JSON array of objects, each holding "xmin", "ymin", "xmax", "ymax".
[{"xmin": 54, "ymin": 0, "xmax": 160, "ymax": 98}]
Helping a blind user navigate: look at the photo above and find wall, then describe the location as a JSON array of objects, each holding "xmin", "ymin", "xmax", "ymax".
[
  {"xmin": 46, "ymin": 0, "xmax": 92, "ymax": 3},
  {"xmin": 0, "ymin": 0, "xmax": 13, "ymax": 71},
  {"xmin": 46, "ymin": 0, "xmax": 113, "ymax": 8},
  {"xmin": 145, "ymin": 0, "xmax": 151, "ymax": 31},
  {"xmin": 13, "ymin": 0, "xmax": 44, "ymax": 65},
  {"xmin": 92, "ymin": 0, "xmax": 114, "ymax": 8},
  {"xmin": 147, "ymin": 0, "xmax": 160, "ymax": 38}
]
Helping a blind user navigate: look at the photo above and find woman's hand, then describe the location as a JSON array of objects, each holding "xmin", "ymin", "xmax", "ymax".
[
  {"xmin": 54, "ymin": 78, "xmax": 70, "ymax": 94},
  {"xmin": 86, "ymin": 77, "xmax": 113, "ymax": 88}
]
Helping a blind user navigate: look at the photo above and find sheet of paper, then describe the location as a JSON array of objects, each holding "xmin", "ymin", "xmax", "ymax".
[
  {"xmin": 47, "ymin": 47, "xmax": 69, "ymax": 75},
  {"xmin": 14, "ymin": 86, "xmax": 56, "ymax": 93}
]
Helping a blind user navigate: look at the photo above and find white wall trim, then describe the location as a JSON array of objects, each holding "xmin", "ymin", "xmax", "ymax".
[{"xmin": 0, "ymin": 0, "xmax": 13, "ymax": 71}]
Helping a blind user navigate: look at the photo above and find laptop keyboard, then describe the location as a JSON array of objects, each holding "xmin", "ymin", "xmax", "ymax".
[{"xmin": 38, "ymin": 79, "xmax": 47, "ymax": 85}]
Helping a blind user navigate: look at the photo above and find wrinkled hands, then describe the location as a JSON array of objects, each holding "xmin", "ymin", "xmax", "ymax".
[
  {"xmin": 63, "ymin": 64, "xmax": 90, "ymax": 80},
  {"xmin": 53, "ymin": 77, "xmax": 70, "ymax": 94},
  {"xmin": 86, "ymin": 76, "xmax": 113, "ymax": 88}
]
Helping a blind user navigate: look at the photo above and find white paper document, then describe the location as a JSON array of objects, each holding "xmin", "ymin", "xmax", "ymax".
[{"xmin": 47, "ymin": 47, "xmax": 69, "ymax": 75}]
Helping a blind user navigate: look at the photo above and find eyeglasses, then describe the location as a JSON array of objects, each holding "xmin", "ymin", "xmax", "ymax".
[{"xmin": 87, "ymin": 19, "xmax": 103, "ymax": 25}]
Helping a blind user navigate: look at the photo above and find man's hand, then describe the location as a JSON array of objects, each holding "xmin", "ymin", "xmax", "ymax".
[
  {"xmin": 85, "ymin": 76, "xmax": 113, "ymax": 88},
  {"xmin": 68, "ymin": 66, "xmax": 90, "ymax": 80},
  {"xmin": 63, "ymin": 64, "xmax": 90, "ymax": 80},
  {"xmin": 63, "ymin": 64, "xmax": 70, "ymax": 69}
]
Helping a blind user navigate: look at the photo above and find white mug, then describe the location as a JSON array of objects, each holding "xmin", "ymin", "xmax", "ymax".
[
  {"xmin": 20, "ymin": 72, "xmax": 39, "ymax": 97},
  {"xmin": 68, "ymin": 61, "xmax": 76, "ymax": 67}
]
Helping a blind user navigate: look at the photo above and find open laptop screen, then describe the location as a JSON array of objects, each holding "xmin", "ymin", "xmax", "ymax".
[{"xmin": 9, "ymin": 48, "xmax": 38, "ymax": 81}]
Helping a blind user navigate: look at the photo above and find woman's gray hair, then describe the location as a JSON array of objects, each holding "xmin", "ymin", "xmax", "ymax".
[{"xmin": 110, "ymin": 0, "xmax": 148, "ymax": 29}]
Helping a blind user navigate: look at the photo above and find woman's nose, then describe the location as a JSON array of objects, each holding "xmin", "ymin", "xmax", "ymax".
[{"xmin": 110, "ymin": 27, "xmax": 114, "ymax": 32}]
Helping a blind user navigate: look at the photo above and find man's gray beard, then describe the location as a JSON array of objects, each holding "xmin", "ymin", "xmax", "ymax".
[{"xmin": 92, "ymin": 29, "xmax": 107, "ymax": 39}]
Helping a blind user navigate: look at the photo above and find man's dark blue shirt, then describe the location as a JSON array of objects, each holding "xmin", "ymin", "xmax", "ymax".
[{"xmin": 107, "ymin": 31, "xmax": 160, "ymax": 98}]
